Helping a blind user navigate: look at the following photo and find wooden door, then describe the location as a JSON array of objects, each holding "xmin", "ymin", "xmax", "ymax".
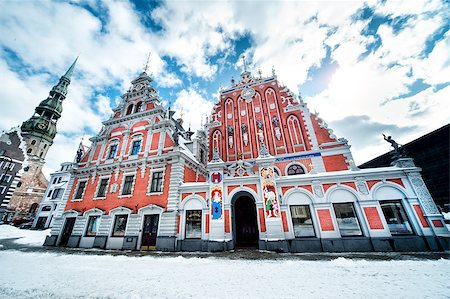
[
  {"xmin": 59, "ymin": 217, "xmax": 75, "ymax": 247},
  {"xmin": 141, "ymin": 214, "xmax": 159, "ymax": 250}
]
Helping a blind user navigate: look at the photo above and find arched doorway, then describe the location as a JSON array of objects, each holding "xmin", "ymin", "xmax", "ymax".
[{"xmin": 232, "ymin": 191, "xmax": 259, "ymax": 248}]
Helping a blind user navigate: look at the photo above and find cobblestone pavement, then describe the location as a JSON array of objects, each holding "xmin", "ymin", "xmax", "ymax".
[{"xmin": 1, "ymin": 237, "xmax": 448, "ymax": 260}]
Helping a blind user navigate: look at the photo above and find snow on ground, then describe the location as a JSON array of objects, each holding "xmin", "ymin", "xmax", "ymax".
[
  {"xmin": 0, "ymin": 250, "xmax": 449, "ymax": 299},
  {"xmin": 0, "ymin": 225, "xmax": 48, "ymax": 246}
]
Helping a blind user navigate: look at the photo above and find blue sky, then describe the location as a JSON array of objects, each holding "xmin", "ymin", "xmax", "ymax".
[{"xmin": 0, "ymin": 0, "xmax": 449, "ymax": 177}]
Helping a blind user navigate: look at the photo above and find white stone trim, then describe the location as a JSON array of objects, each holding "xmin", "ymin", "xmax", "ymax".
[{"xmin": 146, "ymin": 167, "xmax": 165, "ymax": 195}]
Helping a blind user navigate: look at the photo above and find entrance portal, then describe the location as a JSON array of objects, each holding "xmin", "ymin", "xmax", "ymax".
[
  {"xmin": 59, "ymin": 217, "xmax": 75, "ymax": 247},
  {"xmin": 140, "ymin": 214, "xmax": 159, "ymax": 250},
  {"xmin": 233, "ymin": 193, "xmax": 259, "ymax": 248}
]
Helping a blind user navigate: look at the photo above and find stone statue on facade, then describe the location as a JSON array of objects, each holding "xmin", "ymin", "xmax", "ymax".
[
  {"xmin": 172, "ymin": 127, "xmax": 179, "ymax": 146},
  {"xmin": 383, "ymin": 133, "xmax": 404, "ymax": 158}
]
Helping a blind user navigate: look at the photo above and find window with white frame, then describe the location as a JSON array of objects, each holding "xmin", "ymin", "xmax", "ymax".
[
  {"xmin": 122, "ymin": 174, "xmax": 135, "ymax": 196},
  {"xmin": 74, "ymin": 180, "xmax": 87, "ymax": 200},
  {"xmin": 0, "ymin": 186, "xmax": 6, "ymax": 194},
  {"xmin": 185, "ymin": 210, "xmax": 202, "ymax": 239},
  {"xmin": 96, "ymin": 178, "xmax": 109, "ymax": 198},
  {"xmin": 51, "ymin": 188, "xmax": 64, "ymax": 199},
  {"xmin": 85, "ymin": 215, "xmax": 100, "ymax": 237},
  {"xmin": 47, "ymin": 189, "xmax": 53, "ymax": 198},
  {"xmin": 107, "ymin": 144, "xmax": 118, "ymax": 159},
  {"xmin": 333, "ymin": 203, "xmax": 363, "ymax": 237},
  {"xmin": 150, "ymin": 171, "xmax": 163, "ymax": 193},
  {"xmin": 112, "ymin": 214, "xmax": 128, "ymax": 237},
  {"xmin": 380, "ymin": 200, "xmax": 413, "ymax": 235},
  {"xmin": 290, "ymin": 205, "xmax": 315, "ymax": 237},
  {"xmin": 131, "ymin": 140, "xmax": 141, "ymax": 155},
  {"xmin": 0, "ymin": 174, "xmax": 11, "ymax": 184}
]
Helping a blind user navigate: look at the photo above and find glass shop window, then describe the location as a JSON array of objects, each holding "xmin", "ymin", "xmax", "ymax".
[
  {"xmin": 185, "ymin": 210, "xmax": 202, "ymax": 239},
  {"xmin": 333, "ymin": 203, "xmax": 363, "ymax": 237},
  {"xmin": 112, "ymin": 215, "xmax": 128, "ymax": 237},
  {"xmin": 85, "ymin": 215, "xmax": 100, "ymax": 237},
  {"xmin": 290, "ymin": 205, "xmax": 315, "ymax": 237},
  {"xmin": 380, "ymin": 200, "xmax": 413, "ymax": 235}
]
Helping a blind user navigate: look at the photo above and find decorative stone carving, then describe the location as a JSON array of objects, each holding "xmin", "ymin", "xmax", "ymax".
[
  {"xmin": 312, "ymin": 181, "xmax": 324, "ymax": 198},
  {"xmin": 241, "ymin": 124, "xmax": 248, "ymax": 146},
  {"xmin": 356, "ymin": 181, "xmax": 369, "ymax": 195},
  {"xmin": 272, "ymin": 116, "xmax": 281, "ymax": 140},
  {"xmin": 408, "ymin": 172, "xmax": 440, "ymax": 214},
  {"xmin": 227, "ymin": 126, "xmax": 234, "ymax": 149}
]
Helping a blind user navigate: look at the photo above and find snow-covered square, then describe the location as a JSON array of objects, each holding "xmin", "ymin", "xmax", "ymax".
[{"xmin": 0, "ymin": 226, "xmax": 449, "ymax": 298}]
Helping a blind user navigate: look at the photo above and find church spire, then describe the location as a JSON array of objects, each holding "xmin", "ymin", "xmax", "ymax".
[
  {"xmin": 21, "ymin": 58, "xmax": 77, "ymax": 147},
  {"xmin": 63, "ymin": 56, "xmax": 78, "ymax": 80}
]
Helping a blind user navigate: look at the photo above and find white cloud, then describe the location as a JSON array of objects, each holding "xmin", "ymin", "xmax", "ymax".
[
  {"xmin": 0, "ymin": 0, "xmax": 449, "ymax": 172},
  {"xmin": 172, "ymin": 88, "xmax": 214, "ymax": 132}
]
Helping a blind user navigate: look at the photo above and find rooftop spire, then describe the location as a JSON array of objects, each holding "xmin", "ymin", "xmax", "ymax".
[
  {"xmin": 143, "ymin": 52, "xmax": 151, "ymax": 73},
  {"xmin": 63, "ymin": 57, "xmax": 78, "ymax": 80},
  {"xmin": 241, "ymin": 54, "xmax": 247, "ymax": 73}
]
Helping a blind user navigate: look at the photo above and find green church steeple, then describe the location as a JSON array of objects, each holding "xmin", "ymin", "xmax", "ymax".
[{"xmin": 21, "ymin": 58, "xmax": 77, "ymax": 152}]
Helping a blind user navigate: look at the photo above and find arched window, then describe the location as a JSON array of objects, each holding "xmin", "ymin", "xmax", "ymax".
[
  {"xmin": 135, "ymin": 102, "xmax": 143, "ymax": 113},
  {"xmin": 31, "ymin": 140, "xmax": 36, "ymax": 145},
  {"xmin": 40, "ymin": 152, "xmax": 44, "ymax": 158},
  {"xmin": 43, "ymin": 144, "xmax": 47, "ymax": 149},
  {"xmin": 126, "ymin": 105, "xmax": 134, "ymax": 115},
  {"xmin": 27, "ymin": 148, "xmax": 32, "ymax": 154},
  {"xmin": 287, "ymin": 164, "xmax": 305, "ymax": 175},
  {"xmin": 42, "ymin": 206, "xmax": 52, "ymax": 212},
  {"xmin": 273, "ymin": 167, "xmax": 280, "ymax": 177}
]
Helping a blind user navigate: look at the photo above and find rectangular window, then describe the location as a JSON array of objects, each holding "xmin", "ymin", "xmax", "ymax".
[
  {"xmin": 107, "ymin": 144, "xmax": 118, "ymax": 159},
  {"xmin": 122, "ymin": 175, "xmax": 134, "ymax": 195},
  {"xmin": 51, "ymin": 188, "xmax": 63, "ymax": 199},
  {"xmin": 9, "ymin": 163, "xmax": 14, "ymax": 171},
  {"xmin": 57, "ymin": 177, "xmax": 62, "ymax": 183},
  {"xmin": 150, "ymin": 171, "xmax": 163, "ymax": 193},
  {"xmin": 131, "ymin": 140, "xmax": 141, "ymax": 155},
  {"xmin": 333, "ymin": 203, "xmax": 362, "ymax": 237},
  {"xmin": 290, "ymin": 205, "xmax": 315, "ymax": 237},
  {"xmin": 112, "ymin": 215, "xmax": 128, "ymax": 237},
  {"xmin": 0, "ymin": 186, "xmax": 6, "ymax": 194},
  {"xmin": 185, "ymin": 210, "xmax": 202, "ymax": 239},
  {"xmin": 47, "ymin": 189, "xmax": 53, "ymax": 198},
  {"xmin": 0, "ymin": 174, "xmax": 11, "ymax": 184},
  {"xmin": 52, "ymin": 177, "xmax": 58, "ymax": 184},
  {"xmin": 96, "ymin": 178, "xmax": 109, "ymax": 197},
  {"xmin": 74, "ymin": 181, "xmax": 87, "ymax": 200},
  {"xmin": 85, "ymin": 215, "xmax": 100, "ymax": 237},
  {"xmin": 380, "ymin": 200, "xmax": 413, "ymax": 235}
]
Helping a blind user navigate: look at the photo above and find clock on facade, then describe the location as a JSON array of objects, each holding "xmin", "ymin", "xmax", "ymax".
[
  {"xmin": 37, "ymin": 122, "xmax": 47, "ymax": 130},
  {"xmin": 241, "ymin": 87, "xmax": 255, "ymax": 103}
]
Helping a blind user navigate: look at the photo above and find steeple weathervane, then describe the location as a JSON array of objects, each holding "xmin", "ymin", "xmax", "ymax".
[{"xmin": 241, "ymin": 54, "xmax": 247, "ymax": 73}]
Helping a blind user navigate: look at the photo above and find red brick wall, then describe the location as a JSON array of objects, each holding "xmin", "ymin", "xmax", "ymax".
[
  {"xmin": 65, "ymin": 164, "xmax": 172, "ymax": 214},
  {"xmin": 323, "ymin": 154, "xmax": 348, "ymax": 172}
]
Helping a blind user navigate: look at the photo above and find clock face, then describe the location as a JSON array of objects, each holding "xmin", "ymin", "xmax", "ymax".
[
  {"xmin": 241, "ymin": 87, "xmax": 255, "ymax": 102},
  {"xmin": 135, "ymin": 83, "xmax": 143, "ymax": 91},
  {"xmin": 37, "ymin": 122, "xmax": 47, "ymax": 130}
]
